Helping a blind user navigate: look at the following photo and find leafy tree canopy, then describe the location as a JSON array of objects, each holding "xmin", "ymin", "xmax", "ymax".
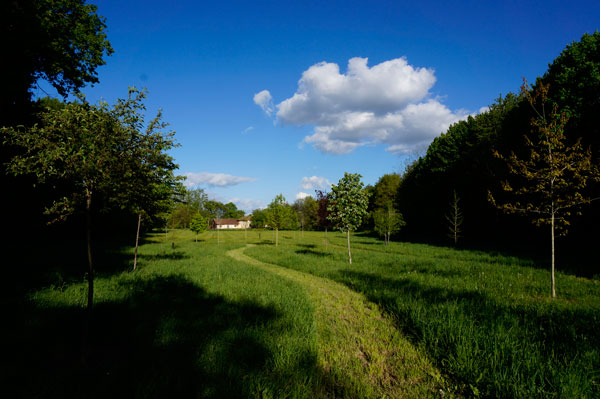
[
  {"xmin": 328, "ymin": 172, "xmax": 369, "ymax": 232},
  {"xmin": 1, "ymin": 0, "xmax": 113, "ymax": 125}
]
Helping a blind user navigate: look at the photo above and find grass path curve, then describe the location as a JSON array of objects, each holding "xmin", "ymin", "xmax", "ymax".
[{"xmin": 227, "ymin": 244, "xmax": 442, "ymax": 398}]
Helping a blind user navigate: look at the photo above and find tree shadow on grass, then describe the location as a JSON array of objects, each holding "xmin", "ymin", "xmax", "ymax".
[
  {"xmin": 136, "ymin": 251, "xmax": 189, "ymax": 261},
  {"xmin": 336, "ymin": 269, "xmax": 600, "ymax": 398},
  {"xmin": 297, "ymin": 243, "xmax": 317, "ymax": 249},
  {"xmin": 295, "ymin": 249, "xmax": 329, "ymax": 258},
  {"xmin": 254, "ymin": 240, "xmax": 274, "ymax": 246},
  {"xmin": 1, "ymin": 274, "xmax": 320, "ymax": 398}
]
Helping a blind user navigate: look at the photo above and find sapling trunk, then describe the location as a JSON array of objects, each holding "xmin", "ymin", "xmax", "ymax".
[
  {"xmin": 133, "ymin": 212, "xmax": 142, "ymax": 271},
  {"xmin": 85, "ymin": 191, "xmax": 94, "ymax": 311},
  {"xmin": 551, "ymin": 213, "xmax": 556, "ymax": 298},
  {"xmin": 347, "ymin": 229, "xmax": 352, "ymax": 264},
  {"xmin": 82, "ymin": 189, "xmax": 93, "ymax": 363}
]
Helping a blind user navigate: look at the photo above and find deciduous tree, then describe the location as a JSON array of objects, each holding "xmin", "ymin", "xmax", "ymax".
[
  {"xmin": 107, "ymin": 88, "xmax": 180, "ymax": 271},
  {"xmin": 2, "ymin": 90, "xmax": 179, "ymax": 311},
  {"xmin": 1, "ymin": 0, "xmax": 113, "ymax": 125},
  {"xmin": 190, "ymin": 214, "xmax": 208, "ymax": 242},
  {"xmin": 315, "ymin": 190, "xmax": 332, "ymax": 249},
  {"xmin": 489, "ymin": 80, "xmax": 600, "ymax": 298},
  {"xmin": 328, "ymin": 173, "xmax": 369, "ymax": 263},
  {"xmin": 266, "ymin": 194, "xmax": 295, "ymax": 247},
  {"xmin": 373, "ymin": 205, "xmax": 405, "ymax": 245}
]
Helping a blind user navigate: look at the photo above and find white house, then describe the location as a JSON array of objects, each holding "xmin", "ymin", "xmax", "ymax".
[{"xmin": 211, "ymin": 216, "xmax": 252, "ymax": 229}]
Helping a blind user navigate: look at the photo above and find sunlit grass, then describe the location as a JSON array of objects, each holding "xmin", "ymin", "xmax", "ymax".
[{"xmin": 244, "ymin": 230, "xmax": 600, "ymax": 398}]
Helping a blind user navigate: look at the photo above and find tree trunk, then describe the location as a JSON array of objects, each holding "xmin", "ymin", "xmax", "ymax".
[
  {"xmin": 551, "ymin": 214, "xmax": 556, "ymax": 298},
  {"xmin": 82, "ymin": 189, "xmax": 93, "ymax": 363},
  {"xmin": 133, "ymin": 212, "xmax": 142, "ymax": 271},
  {"xmin": 85, "ymin": 191, "xmax": 94, "ymax": 311},
  {"xmin": 347, "ymin": 229, "xmax": 352, "ymax": 264}
]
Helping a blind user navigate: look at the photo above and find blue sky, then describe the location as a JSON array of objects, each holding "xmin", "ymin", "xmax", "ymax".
[{"xmin": 38, "ymin": 0, "xmax": 600, "ymax": 212}]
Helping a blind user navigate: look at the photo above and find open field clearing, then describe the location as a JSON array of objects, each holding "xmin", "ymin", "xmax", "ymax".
[
  {"xmin": 2, "ymin": 229, "xmax": 599, "ymax": 398},
  {"xmin": 243, "ymin": 230, "xmax": 600, "ymax": 398}
]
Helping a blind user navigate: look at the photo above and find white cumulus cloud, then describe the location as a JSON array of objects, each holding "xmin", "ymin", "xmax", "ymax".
[
  {"xmin": 184, "ymin": 172, "xmax": 257, "ymax": 187},
  {"xmin": 295, "ymin": 192, "xmax": 312, "ymax": 200},
  {"xmin": 256, "ymin": 57, "xmax": 473, "ymax": 155},
  {"xmin": 253, "ymin": 90, "xmax": 274, "ymax": 116},
  {"xmin": 300, "ymin": 176, "xmax": 331, "ymax": 190}
]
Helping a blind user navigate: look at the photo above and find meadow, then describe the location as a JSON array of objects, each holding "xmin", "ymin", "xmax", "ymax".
[{"xmin": 2, "ymin": 229, "xmax": 599, "ymax": 398}]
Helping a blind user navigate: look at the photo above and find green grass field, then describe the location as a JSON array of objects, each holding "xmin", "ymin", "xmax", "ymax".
[{"xmin": 2, "ymin": 229, "xmax": 599, "ymax": 398}]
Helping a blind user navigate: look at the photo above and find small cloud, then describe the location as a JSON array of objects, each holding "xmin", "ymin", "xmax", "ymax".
[
  {"xmin": 253, "ymin": 90, "xmax": 274, "ymax": 116},
  {"xmin": 241, "ymin": 126, "xmax": 255, "ymax": 134},
  {"xmin": 228, "ymin": 197, "xmax": 265, "ymax": 212},
  {"xmin": 184, "ymin": 172, "xmax": 257, "ymax": 187},
  {"xmin": 295, "ymin": 192, "xmax": 312, "ymax": 200},
  {"xmin": 300, "ymin": 176, "xmax": 331, "ymax": 190},
  {"xmin": 479, "ymin": 106, "xmax": 490, "ymax": 114}
]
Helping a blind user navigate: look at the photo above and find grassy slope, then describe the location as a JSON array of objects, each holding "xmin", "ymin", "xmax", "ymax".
[
  {"xmin": 3, "ymin": 231, "xmax": 321, "ymax": 398},
  {"xmin": 244, "ymin": 230, "xmax": 600, "ymax": 398}
]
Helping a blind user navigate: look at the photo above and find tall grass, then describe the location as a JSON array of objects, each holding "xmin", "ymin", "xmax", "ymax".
[
  {"xmin": 245, "ymin": 230, "xmax": 600, "ymax": 398},
  {"xmin": 2, "ymin": 230, "xmax": 322, "ymax": 398},
  {"xmin": 3, "ymin": 228, "xmax": 598, "ymax": 398}
]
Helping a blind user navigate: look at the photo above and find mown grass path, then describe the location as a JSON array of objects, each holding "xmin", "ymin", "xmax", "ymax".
[{"xmin": 227, "ymin": 244, "xmax": 441, "ymax": 398}]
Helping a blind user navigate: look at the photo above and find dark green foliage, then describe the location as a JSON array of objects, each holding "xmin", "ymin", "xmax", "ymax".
[
  {"xmin": 396, "ymin": 33, "xmax": 600, "ymax": 275},
  {"xmin": 1, "ymin": 89, "xmax": 180, "ymax": 309},
  {"xmin": 266, "ymin": 195, "xmax": 297, "ymax": 246},
  {"xmin": 250, "ymin": 208, "xmax": 268, "ymax": 229},
  {"xmin": 543, "ymin": 31, "xmax": 600, "ymax": 144},
  {"xmin": 223, "ymin": 202, "xmax": 245, "ymax": 219},
  {"xmin": 371, "ymin": 174, "xmax": 402, "ymax": 210},
  {"xmin": 0, "ymin": 0, "xmax": 113, "ymax": 125},
  {"xmin": 293, "ymin": 196, "xmax": 318, "ymax": 231},
  {"xmin": 397, "ymin": 92, "xmax": 524, "ymax": 244},
  {"xmin": 204, "ymin": 200, "xmax": 227, "ymax": 219}
]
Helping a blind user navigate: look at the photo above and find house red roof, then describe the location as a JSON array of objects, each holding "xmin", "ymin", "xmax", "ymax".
[{"xmin": 213, "ymin": 218, "xmax": 240, "ymax": 225}]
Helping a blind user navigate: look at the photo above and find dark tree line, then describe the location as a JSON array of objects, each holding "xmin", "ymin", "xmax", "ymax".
[{"xmin": 396, "ymin": 32, "xmax": 600, "ymax": 275}]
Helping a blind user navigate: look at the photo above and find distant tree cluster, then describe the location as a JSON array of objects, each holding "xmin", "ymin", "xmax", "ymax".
[{"xmin": 167, "ymin": 188, "xmax": 245, "ymax": 229}]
